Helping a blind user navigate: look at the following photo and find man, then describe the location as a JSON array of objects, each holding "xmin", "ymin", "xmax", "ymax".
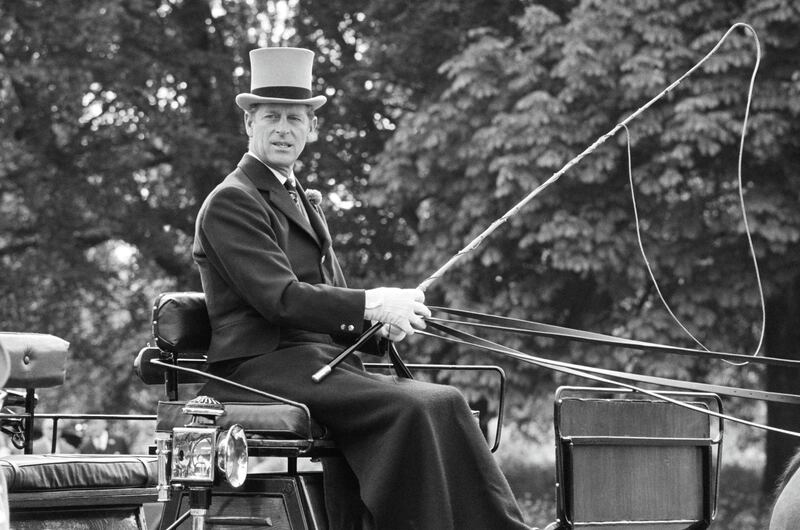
[
  {"xmin": 193, "ymin": 47, "xmax": 531, "ymax": 530},
  {"xmin": 78, "ymin": 418, "xmax": 130, "ymax": 455}
]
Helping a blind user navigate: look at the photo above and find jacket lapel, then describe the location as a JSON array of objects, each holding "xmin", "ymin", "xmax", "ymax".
[
  {"xmin": 295, "ymin": 180, "xmax": 332, "ymax": 256},
  {"xmin": 237, "ymin": 155, "xmax": 321, "ymax": 246}
]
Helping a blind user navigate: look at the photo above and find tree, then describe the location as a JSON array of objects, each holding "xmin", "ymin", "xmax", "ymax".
[
  {"xmin": 288, "ymin": 0, "xmax": 527, "ymax": 284},
  {"xmin": 0, "ymin": 0, "xmax": 268, "ymax": 411},
  {"xmin": 366, "ymin": 0, "xmax": 800, "ymax": 494}
]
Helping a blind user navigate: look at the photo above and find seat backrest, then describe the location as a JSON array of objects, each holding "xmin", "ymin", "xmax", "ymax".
[
  {"xmin": 151, "ymin": 291, "xmax": 211, "ymax": 354},
  {"xmin": 134, "ymin": 292, "xmax": 211, "ymax": 400},
  {"xmin": 554, "ymin": 386, "xmax": 722, "ymax": 530},
  {"xmin": 0, "ymin": 333, "xmax": 69, "ymax": 390},
  {"xmin": 0, "ymin": 332, "xmax": 70, "ymax": 454}
]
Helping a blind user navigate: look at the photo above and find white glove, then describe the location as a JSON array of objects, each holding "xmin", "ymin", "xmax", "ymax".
[{"xmin": 364, "ymin": 287, "xmax": 431, "ymax": 342}]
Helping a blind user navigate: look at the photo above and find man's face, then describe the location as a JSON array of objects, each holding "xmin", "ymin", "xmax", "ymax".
[{"xmin": 245, "ymin": 103, "xmax": 316, "ymax": 176}]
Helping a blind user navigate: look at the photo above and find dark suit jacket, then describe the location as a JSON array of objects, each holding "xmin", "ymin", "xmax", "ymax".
[{"xmin": 193, "ymin": 154, "xmax": 368, "ymax": 363}]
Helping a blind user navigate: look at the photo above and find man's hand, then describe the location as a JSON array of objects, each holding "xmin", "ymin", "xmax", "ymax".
[{"xmin": 364, "ymin": 287, "xmax": 431, "ymax": 342}]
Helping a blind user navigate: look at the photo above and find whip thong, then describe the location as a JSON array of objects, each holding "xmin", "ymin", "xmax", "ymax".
[{"xmin": 312, "ymin": 22, "xmax": 760, "ymax": 383}]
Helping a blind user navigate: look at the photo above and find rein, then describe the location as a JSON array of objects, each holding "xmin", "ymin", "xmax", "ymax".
[
  {"xmin": 428, "ymin": 307, "xmax": 800, "ymax": 369},
  {"xmin": 422, "ymin": 313, "xmax": 800, "ymax": 438}
]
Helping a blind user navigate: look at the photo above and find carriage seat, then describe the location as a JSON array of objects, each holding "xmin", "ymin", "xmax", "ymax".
[
  {"xmin": 0, "ymin": 332, "xmax": 69, "ymax": 390},
  {"xmin": 0, "ymin": 332, "xmax": 70, "ymax": 455},
  {"xmin": 1, "ymin": 333, "xmax": 159, "ymax": 528},
  {"xmin": 155, "ymin": 400, "xmax": 326, "ymax": 440},
  {"xmin": 0, "ymin": 453, "xmax": 159, "ymax": 525},
  {"xmin": 135, "ymin": 292, "xmax": 335, "ymax": 457},
  {"xmin": 0, "ymin": 333, "xmax": 156, "ymax": 492},
  {"xmin": 0, "ymin": 453, "xmax": 157, "ymax": 491}
]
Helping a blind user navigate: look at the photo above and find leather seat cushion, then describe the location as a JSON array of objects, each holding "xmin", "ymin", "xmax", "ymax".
[
  {"xmin": 0, "ymin": 454, "xmax": 157, "ymax": 491},
  {"xmin": 1, "ymin": 332, "xmax": 69, "ymax": 388},
  {"xmin": 156, "ymin": 401, "xmax": 328, "ymax": 439},
  {"xmin": 152, "ymin": 292, "xmax": 211, "ymax": 353}
]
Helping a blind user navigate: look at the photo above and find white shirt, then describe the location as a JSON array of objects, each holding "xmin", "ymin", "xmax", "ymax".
[
  {"xmin": 247, "ymin": 152, "xmax": 308, "ymax": 222},
  {"xmin": 246, "ymin": 151, "xmax": 296, "ymax": 187}
]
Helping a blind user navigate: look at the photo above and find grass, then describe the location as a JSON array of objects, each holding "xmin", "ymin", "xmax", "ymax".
[{"xmin": 504, "ymin": 461, "xmax": 772, "ymax": 528}]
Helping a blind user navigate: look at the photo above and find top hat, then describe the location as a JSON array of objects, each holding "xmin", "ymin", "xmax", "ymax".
[{"xmin": 235, "ymin": 47, "xmax": 327, "ymax": 111}]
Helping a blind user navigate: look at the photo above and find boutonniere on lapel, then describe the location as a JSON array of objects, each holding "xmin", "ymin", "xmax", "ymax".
[{"xmin": 305, "ymin": 189, "xmax": 323, "ymax": 210}]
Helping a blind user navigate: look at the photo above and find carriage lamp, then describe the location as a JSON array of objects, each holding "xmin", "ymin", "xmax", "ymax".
[
  {"xmin": 216, "ymin": 424, "xmax": 248, "ymax": 487},
  {"xmin": 170, "ymin": 396, "xmax": 249, "ymax": 487}
]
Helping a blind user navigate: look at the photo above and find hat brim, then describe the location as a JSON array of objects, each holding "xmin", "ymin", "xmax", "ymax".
[{"xmin": 236, "ymin": 93, "xmax": 327, "ymax": 111}]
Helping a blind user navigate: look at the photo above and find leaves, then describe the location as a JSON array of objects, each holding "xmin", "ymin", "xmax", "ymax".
[
  {"xmin": 0, "ymin": 0, "xmax": 255, "ymax": 410},
  {"xmin": 367, "ymin": 0, "xmax": 800, "ymax": 417}
]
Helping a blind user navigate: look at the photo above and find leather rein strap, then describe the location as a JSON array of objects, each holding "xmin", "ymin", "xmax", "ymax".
[
  {"xmin": 424, "ymin": 306, "xmax": 800, "ymax": 406},
  {"xmin": 429, "ymin": 306, "xmax": 800, "ymax": 369},
  {"xmin": 420, "ymin": 317, "xmax": 800, "ymax": 438}
]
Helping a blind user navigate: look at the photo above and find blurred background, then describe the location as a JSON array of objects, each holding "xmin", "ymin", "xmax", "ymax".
[{"xmin": 1, "ymin": 0, "xmax": 799, "ymax": 526}]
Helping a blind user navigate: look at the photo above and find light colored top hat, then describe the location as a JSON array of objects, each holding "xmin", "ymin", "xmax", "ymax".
[{"xmin": 235, "ymin": 47, "xmax": 327, "ymax": 111}]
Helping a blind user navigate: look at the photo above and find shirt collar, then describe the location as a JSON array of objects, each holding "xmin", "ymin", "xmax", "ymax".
[{"xmin": 246, "ymin": 151, "xmax": 295, "ymax": 186}]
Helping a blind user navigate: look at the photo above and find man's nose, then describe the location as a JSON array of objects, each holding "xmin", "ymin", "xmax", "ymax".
[{"xmin": 275, "ymin": 114, "xmax": 290, "ymax": 133}]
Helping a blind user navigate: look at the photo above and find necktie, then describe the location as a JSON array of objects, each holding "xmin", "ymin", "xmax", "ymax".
[{"xmin": 284, "ymin": 177, "xmax": 309, "ymax": 222}]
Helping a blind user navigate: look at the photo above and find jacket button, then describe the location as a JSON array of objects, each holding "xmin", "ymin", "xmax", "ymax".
[
  {"xmin": 340, "ymin": 324, "xmax": 347, "ymax": 331},
  {"xmin": 347, "ymin": 324, "xmax": 355, "ymax": 332}
]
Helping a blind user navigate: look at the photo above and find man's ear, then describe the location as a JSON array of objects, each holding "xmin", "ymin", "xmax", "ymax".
[
  {"xmin": 243, "ymin": 110, "xmax": 254, "ymax": 136},
  {"xmin": 307, "ymin": 116, "xmax": 318, "ymax": 143}
]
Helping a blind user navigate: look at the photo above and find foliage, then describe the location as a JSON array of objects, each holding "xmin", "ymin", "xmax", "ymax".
[
  {"xmin": 366, "ymin": 0, "xmax": 800, "ymax": 487},
  {"xmin": 288, "ymin": 0, "xmax": 526, "ymax": 284},
  {"xmin": 0, "ymin": 0, "xmax": 257, "ymax": 410}
]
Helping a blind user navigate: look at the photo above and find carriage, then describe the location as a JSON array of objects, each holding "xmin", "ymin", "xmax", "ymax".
[{"xmin": 0, "ymin": 291, "xmax": 732, "ymax": 529}]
